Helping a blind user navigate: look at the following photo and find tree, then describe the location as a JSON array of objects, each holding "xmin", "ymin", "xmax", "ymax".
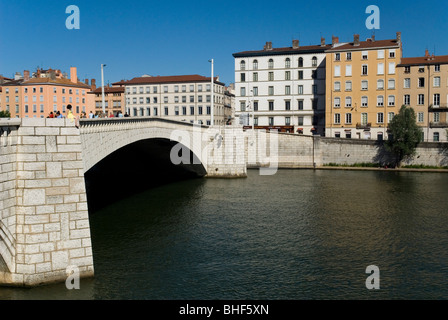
[
  {"xmin": 0, "ymin": 110, "xmax": 11, "ymax": 118},
  {"xmin": 385, "ymin": 105, "xmax": 423, "ymax": 167}
]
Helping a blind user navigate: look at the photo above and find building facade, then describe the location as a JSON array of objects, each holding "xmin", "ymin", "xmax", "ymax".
[
  {"xmin": 325, "ymin": 33, "xmax": 402, "ymax": 140},
  {"xmin": 233, "ymin": 40, "xmax": 330, "ymax": 134},
  {"xmin": 89, "ymin": 83, "xmax": 126, "ymax": 117},
  {"xmin": 113, "ymin": 75, "xmax": 231, "ymax": 126},
  {"xmin": 0, "ymin": 67, "xmax": 95, "ymax": 118},
  {"xmin": 397, "ymin": 52, "xmax": 448, "ymax": 142}
]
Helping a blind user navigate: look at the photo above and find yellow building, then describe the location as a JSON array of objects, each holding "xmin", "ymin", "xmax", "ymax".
[
  {"xmin": 325, "ymin": 33, "xmax": 402, "ymax": 140},
  {"xmin": 397, "ymin": 51, "xmax": 448, "ymax": 142}
]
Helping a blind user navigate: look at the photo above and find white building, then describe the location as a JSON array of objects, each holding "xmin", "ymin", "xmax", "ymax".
[
  {"xmin": 233, "ymin": 39, "xmax": 330, "ymax": 135},
  {"xmin": 113, "ymin": 75, "xmax": 232, "ymax": 126}
]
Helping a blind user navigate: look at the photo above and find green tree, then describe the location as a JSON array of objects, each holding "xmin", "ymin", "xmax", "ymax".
[
  {"xmin": 385, "ymin": 105, "xmax": 423, "ymax": 167},
  {"xmin": 0, "ymin": 110, "xmax": 11, "ymax": 118}
]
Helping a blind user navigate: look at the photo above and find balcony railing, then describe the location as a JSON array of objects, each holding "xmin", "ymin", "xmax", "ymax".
[
  {"xmin": 356, "ymin": 123, "xmax": 372, "ymax": 130},
  {"xmin": 429, "ymin": 104, "xmax": 448, "ymax": 112},
  {"xmin": 430, "ymin": 122, "xmax": 448, "ymax": 128}
]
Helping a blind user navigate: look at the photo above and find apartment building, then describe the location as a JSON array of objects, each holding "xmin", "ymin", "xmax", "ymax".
[
  {"xmin": 0, "ymin": 67, "xmax": 95, "ymax": 118},
  {"xmin": 113, "ymin": 74, "xmax": 232, "ymax": 126},
  {"xmin": 233, "ymin": 39, "xmax": 330, "ymax": 134},
  {"xmin": 325, "ymin": 33, "xmax": 402, "ymax": 140},
  {"xmin": 397, "ymin": 51, "xmax": 448, "ymax": 142},
  {"xmin": 89, "ymin": 83, "xmax": 126, "ymax": 116}
]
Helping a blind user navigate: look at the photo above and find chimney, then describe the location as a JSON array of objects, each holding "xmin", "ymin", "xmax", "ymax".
[
  {"xmin": 396, "ymin": 31, "xmax": 402, "ymax": 45},
  {"xmin": 354, "ymin": 34, "xmax": 360, "ymax": 46},
  {"xmin": 70, "ymin": 67, "xmax": 77, "ymax": 84},
  {"xmin": 321, "ymin": 37, "xmax": 326, "ymax": 46},
  {"xmin": 425, "ymin": 49, "xmax": 430, "ymax": 58},
  {"xmin": 371, "ymin": 34, "xmax": 375, "ymax": 42},
  {"xmin": 264, "ymin": 41, "xmax": 273, "ymax": 51},
  {"xmin": 91, "ymin": 79, "xmax": 96, "ymax": 91},
  {"xmin": 292, "ymin": 39, "xmax": 299, "ymax": 49},
  {"xmin": 24, "ymin": 70, "xmax": 30, "ymax": 81},
  {"xmin": 332, "ymin": 36, "xmax": 339, "ymax": 45}
]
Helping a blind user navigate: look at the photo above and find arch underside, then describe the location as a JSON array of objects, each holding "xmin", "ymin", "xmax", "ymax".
[{"xmin": 84, "ymin": 138, "xmax": 206, "ymax": 212}]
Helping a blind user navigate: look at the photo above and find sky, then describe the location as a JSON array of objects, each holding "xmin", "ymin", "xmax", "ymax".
[{"xmin": 1, "ymin": 0, "xmax": 448, "ymax": 86}]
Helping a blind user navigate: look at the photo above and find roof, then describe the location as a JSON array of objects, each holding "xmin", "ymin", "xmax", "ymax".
[
  {"xmin": 233, "ymin": 44, "xmax": 332, "ymax": 58},
  {"xmin": 90, "ymin": 86, "xmax": 125, "ymax": 94},
  {"xmin": 20, "ymin": 77, "xmax": 91, "ymax": 88},
  {"xmin": 326, "ymin": 39, "xmax": 400, "ymax": 52},
  {"xmin": 398, "ymin": 55, "xmax": 448, "ymax": 67},
  {"xmin": 113, "ymin": 75, "xmax": 224, "ymax": 86}
]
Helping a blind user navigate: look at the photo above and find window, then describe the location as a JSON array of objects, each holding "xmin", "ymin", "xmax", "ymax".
[
  {"xmin": 268, "ymin": 72, "xmax": 274, "ymax": 81},
  {"xmin": 377, "ymin": 96, "xmax": 384, "ymax": 107},
  {"xmin": 253, "ymin": 60, "xmax": 258, "ymax": 70},
  {"xmin": 389, "ymin": 62, "xmax": 396, "ymax": 74},
  {"xmin": 334, "ymin": 81, "xmax": 341, "ymax": 91},
  {"xmin": 362, "ymin": 96, "xmax": 368, "ymax": 107},
  {"xmin": 190, "ymin": 96, "xmax": 194, "ymax": 103},
  {"xmin": 182, "ymin": 85, "xmax": 186, "ymax": 93},
  {"xmin": 285, "ymin": 71, "xmax": 291, "ymax": 80},
  {"xmin": 182, "ymin": 106, "xmax": 187, "ymax": 115},
  {"xmin": 334, "ymin": 97, "xmax": 341, "ymax": 108},
  {"xmin": 388, "ymin": 112, "xmax": 395, "ymax": 123},
  {"xmin": 334, "ymin": 65, "xmax": 341, "ymax": 77},
  {"xmin": 298, "ymin": 85, "xmax": 303, "ymax": 95},
  {"xmin": 389, "ymin": 49, "xmax": 396, "ymax": 58},
  {"xmin": 298, "ymin": 71, "xmax": 303, "ymax": 80},
  {"xmin": 434, "ymin": 94, "xmax": 440, "ymax": 106},
  {"xmin": 285, "ymin": 117, "xmax": 291, "ymax": 125},
  {"xmin": 269, "ymin": 117, "xmax": 274, "ymax": 126},
  {"xmin": 285, "ymin": 100, "xmax": 291, "ymax": 110},
  {"xmin": 376, "ymin": 112, "xmax": 384, "ymax": 123},
  {"xmin": 253, "ymin": 72, "xmax": 258, "ymax": 82},
  {"xmin": 404, "ymin": 66, "xmax": 411, "ymax": 73},
  {"xmin": 198, "ymin": 85, "xmax": 203, "ymax": 92},
  {"xmin": 164, "ymin": 107, "xmax": 169, "ymax": 116},
  {"xmin": 388, "ymin": 95, "xmax": 395, "ymax": 106},
  {"xmin": 334, "ymin": 113, "xmax": 341, "ymax": 124},
  {"xmin": 240, "ymin": 60, "xmax": 246, "ymax": 70},
  {"xmin": 190, "ymin": 85, "xmax": 194, "ymax": 92},
  {"xmin": 418, "ymin": 112, "xmax": 424, "ymax": 123},
  {"xmin": 434, "ymin": 132, "xmax": 440, "ymax": 142},
  {"xmin": 190, "ymin": 106, "xmax": 194, "ymax": 115},
  {"xmin": 361, "ymin": 80, "xmax": 368, "ymax": 90},
  {"xmin": 253, "ymin": 87, "xmax": 258, "ymax": 96},
  {"xmin": 434, "ymin": 112, "xmax": 440, "ymax": 123},
  {"xmin": 345, "ymin": 81, "xmax": 352, "ymax": 91},
  {"xmin": 404, "ymin": 78, "xmax": 411, "ymax": 88},
  {"xmin": 268, "ymin": 59, "xmax": 274, "ymax": 69},
  {"xmin": 298, "ymin": 100, "xmax": 304, "ymax": 110},
  {"xmin": 434, "ymin": 77, "xmax": 441, "ymax": 87},
  {"xmin": 418, "ymin": 78, "xmax": 425, "ymax": 88},
  {"xmin": 418, "ymin": 94, "xmax": 425, "ymax": 105},
  {"xmin": 361, "ymin": 113, "xmax": 368, "ymax": 125},
  {"xmin": 240, "ymin": 73, "xmax": 246, "ymax": 82},
  {"xmin": 377, "ymin": 63, "xmax": 384, "ymax": 75},
  {"xmin": 335, "ymin": 53, "xmax": 341, "ymax": 61},
  {"xmin": 346, "ymin": 52, "xmax": 352, "ymax": 61},
  {"xmin": 285, "ymin": 58, "xmax": 291, "ymax": 68},
  {"xmin": 298, "ymin": 117, "xmax": 304, "ymax": 126},
  {"xmin": 404, "ymin": 95, "xmax": 410, "ymax": 106},
  {"xmin": 298, "ymin": 58, "xmax": 303, "ymax": 67},
  {"xmin": 312, "ymin": 57, "xmax": 317, "ymax": 67},
  {"xmin": 268, "ymin": 86, "xmax": 274, "ymax": 95},
  {"xmin": 269, "ymin": 101, "xmax": 274, "ymax": 111},
  {"xmin": 346, "ymin": 65, "xmax": 352, "ymax": 76},
  {"xmin": 362, "ymin": 51, "xmax": 368, "ymax": 60},
  {"xmin": 435, "ymin": 64, "xmax": 441, "ymax": 72},
  {"xmin": 198, "ymin": 106, "xmax": 203, "ymax": 115},
  {"xmin": 388, "ymin": 79, "xmax": 395, "ymax": 89},
  {"xmin": 345, "ymin": 96, "xmax": 352, "ymax": 108},
  {"xmin": 377, "ymin": 50, "xmax": 385, "ymax": 59},
  {"xmin": 253, "ymin": 101, "xmax": 258, "ymax": 111},
  {"xmin": 285, "ymin": 86, "xmax": 291, "ymax": 95},
  {"xmin": 254, "ymin": 117, "xmax": 258, "ymax": 126},
  {"xmin": 345, "ymin": 113, "xmax": 352, "ymax": 124},
  {"xmin": 174, "ymin": 85, "xmax": 179, "ymax": 93},
  {"xmin": 240, "ymin": 87, "xmax": 246, "ymax": 96},
  {"xmin": 377, "ymin": 79, "xmax": 384, "ymax": 90},
  {"xmin": 362, "ymin": 65, "xmax": 368, "ymax": 75}
]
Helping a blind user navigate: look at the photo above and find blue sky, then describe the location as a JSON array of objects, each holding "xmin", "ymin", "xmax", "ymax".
[{"xmin": 1, "ymin": 0, "xmax": 448, "ymax": 86}]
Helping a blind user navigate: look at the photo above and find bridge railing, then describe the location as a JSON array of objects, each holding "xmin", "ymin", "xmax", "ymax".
[
  {"xmin": 0, "ymin": 119, "xmax": 21, "ymax": 147},
  {"xmin": 79, "ymin": 117, "xmax": 210, "ymax": 129}
]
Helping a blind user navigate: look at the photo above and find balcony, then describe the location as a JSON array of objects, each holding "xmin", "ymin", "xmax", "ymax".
[
  {"xmin": 430, "ymin": 122, "xmax": 448, "ymax": 128},
  {"xmin": 429, "ymin": 104, "xmax": 448, "ymax": 112},
  {"xmin": 356, "ymin": 123, "xmax": 372, "ymax": 130}
]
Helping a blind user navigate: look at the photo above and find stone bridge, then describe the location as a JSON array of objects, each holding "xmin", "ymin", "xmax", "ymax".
[{"xmin": 0, "ymin": 117, "xmax": 246, "ymax": 287}]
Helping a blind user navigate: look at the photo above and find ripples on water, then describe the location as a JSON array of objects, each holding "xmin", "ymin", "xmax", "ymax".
[{"xmin": 1, "ymin": 169, "xmax": 447, "ymax": 300}]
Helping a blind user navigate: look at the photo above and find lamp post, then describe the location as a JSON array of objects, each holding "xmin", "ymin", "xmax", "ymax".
[
  {"xmin": 209, "ymin": 59, "xmax": 214, "ymax": 126},
  {"xmin": 101, "ymin": 64, "xmax": 107, "ymax": 116}
]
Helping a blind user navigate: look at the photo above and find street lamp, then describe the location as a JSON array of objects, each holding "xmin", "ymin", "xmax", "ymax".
[
  {"xmin": 209, "ymin": 59, "xmax": 214, "ymax": 126},
  {"xmin": 101, "ymin": 64, "xmax": 107, "ymax": 116}
]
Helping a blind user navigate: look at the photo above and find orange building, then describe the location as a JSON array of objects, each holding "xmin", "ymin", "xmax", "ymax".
[
  {"xmin": 88, "ymin": 84, "xmax": 126, "ymax": 117},
  {"xmin": 0, "ymin": 67, "xmax": 95, "ymax": 118},
  {"xmin": 325, "ymin": 33, "xmax": 403, "ymax": 140}
]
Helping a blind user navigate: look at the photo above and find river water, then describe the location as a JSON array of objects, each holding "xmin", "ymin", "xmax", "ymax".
[{"xmin": 1, "ymin": 169, "xmax": 447, "ymax": 300}]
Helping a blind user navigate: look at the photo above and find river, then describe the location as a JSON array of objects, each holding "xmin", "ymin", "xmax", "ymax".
[{"xmin": 1, "ymin": 169, "xmax": 447, "ymax": 300}]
